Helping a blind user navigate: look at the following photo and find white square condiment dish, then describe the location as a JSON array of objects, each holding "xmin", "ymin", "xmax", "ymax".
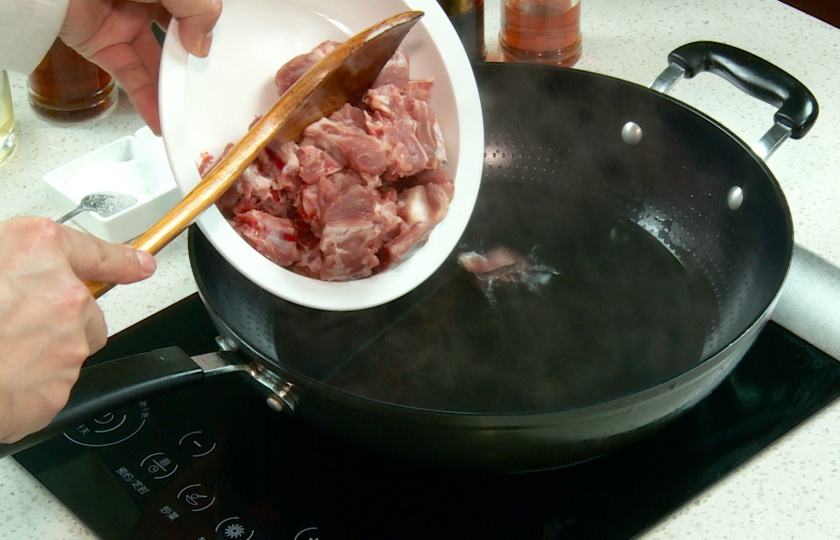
[
  {"xmin": 158, "ymin": 0, "xmax": 484, "ymax": 311},
  {"xmin": 43, "ymin": 130, "xmax": 180, "ymax": 244}
]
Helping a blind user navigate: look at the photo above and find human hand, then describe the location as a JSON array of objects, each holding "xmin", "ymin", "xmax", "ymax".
[
  {"xmin": 0, "ymin": 218, "xmax": 156, "ymax": 443},
  {"xmin": 58, "ymin": 0, "xmax": 223, "ymax": 134}
]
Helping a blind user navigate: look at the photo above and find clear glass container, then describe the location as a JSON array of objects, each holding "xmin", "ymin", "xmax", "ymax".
[
  {"xmin": 0, "ymin": 70, "xmax": 18, "ymax": 166},
  {"xmin": 499, "ymin": 0, "xmax": 582, "ymax": 66}
]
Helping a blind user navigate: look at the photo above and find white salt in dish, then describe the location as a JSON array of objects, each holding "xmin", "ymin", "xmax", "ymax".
[{"xmin": 43, "ymin": 130, "xmax": 180, "ymax": 243}]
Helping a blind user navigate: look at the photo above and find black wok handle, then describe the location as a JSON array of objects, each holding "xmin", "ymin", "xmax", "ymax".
[
  {"xmin": 667, "ymin": 41, "xmax": 818, "ymax": 139},
  {"xmin": 0, "ymin": 347, "xmax": 204, "ymax": 458}
]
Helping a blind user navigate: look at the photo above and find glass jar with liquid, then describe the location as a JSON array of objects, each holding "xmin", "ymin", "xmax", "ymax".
[
  {"xmin": 0, "ymin": 70, "xmax": 18, "ymax": 166},
  {"xmin": 27, "ymin": 39, "xmax": 118, "ymax": 124},
  {"xmin": 499, "ymin": 0, "xmax": 582, "ymax": 66}
]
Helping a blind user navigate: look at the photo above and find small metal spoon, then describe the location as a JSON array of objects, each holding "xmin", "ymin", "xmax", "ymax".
[{"xmin": 56, "ymin": 192, "xmax": 138, "ymax": 224}]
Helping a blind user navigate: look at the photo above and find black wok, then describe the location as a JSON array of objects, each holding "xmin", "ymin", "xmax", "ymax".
[{"xmin": 0, "ymin": 42, "xmax": 818, "ymax": 471}]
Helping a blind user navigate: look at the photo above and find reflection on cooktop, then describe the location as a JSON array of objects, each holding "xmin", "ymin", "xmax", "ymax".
[{"xmin": 14, "ymin": 294, "xmax": 840, "ymax": 539}]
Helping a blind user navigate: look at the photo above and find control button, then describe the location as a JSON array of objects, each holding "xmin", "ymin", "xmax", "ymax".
[
  {"xmin": 215, "ymin": 516, "xmax": 254, "ymax": 540},
  {"xmin": 177, "ymin": 483, "xmax": 216, "ymax": 512},
  {"xmin": 140, "ymin": 452, "xmax": 179, "ymax": 480},
  {"xmin": 159, "ymin": 505, "xmax": 181, "ymax": 522},
  {"xmin": 63, "ymin": 401, "xmax": 149, "ymax": 448},
  {"xmin": 178, "ymin": 430, "xmax": 217, "ymax": 458},
  {"xmin": 294, "ymin": 526, "xmax": 320, "ymax": 540}
]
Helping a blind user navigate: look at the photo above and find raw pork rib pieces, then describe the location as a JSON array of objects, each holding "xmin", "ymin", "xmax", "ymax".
[{"xmin": 203, "ymin": 42, "xmax": 454, "ymax": 282}]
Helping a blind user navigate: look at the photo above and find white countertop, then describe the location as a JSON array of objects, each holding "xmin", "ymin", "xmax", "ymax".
[{"xmin": 1, "ymin": 0, "xmax": 839, "ymax": 538}]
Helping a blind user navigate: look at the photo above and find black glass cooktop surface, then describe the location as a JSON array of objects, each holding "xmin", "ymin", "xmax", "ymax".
[{"xmin": 14, "ymin": 293, "xmax": 840, "ymax": 540}]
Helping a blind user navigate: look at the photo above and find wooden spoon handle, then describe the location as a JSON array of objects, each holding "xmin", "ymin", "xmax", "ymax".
[{"xmin": 86, "ymin": 10, "xmax": 423, "ymax": 299}]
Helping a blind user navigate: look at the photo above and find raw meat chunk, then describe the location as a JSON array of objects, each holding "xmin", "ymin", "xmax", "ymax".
[
  {"xmin": 231, "ymin": 210, "xmax": 299, "ymax": 267},
  {"xmin": 458, "ymin": 246, "xmax": 561, "ymax": 300}
]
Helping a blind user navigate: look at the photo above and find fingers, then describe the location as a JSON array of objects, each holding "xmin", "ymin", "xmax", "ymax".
[
  {"xmin": 92, "ymin": 43, "xmax": 162, "ymax": 134},
  {"xmin": 56, "ymin": 223, "xmax": 157, "ymax": 284},
  {"xmin": 91, "ymin": 28, "xmax": 164, "ymax": 134},
  {"xmin": 103, "ymin": 0, "xmax": 223, "ymax": 133},
  {"xmin": 0, "ymin": 219, "xmax": 118, "ymax": 443},
  {"xmin": 161, "ymin": 0, "xmax": 222, "ymax": 58},
  {"xmin": 83, "ymin": 294, "xmax": 109, "ymax": 354}
]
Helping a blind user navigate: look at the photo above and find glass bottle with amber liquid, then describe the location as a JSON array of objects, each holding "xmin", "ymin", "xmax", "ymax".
[
  {"xmin": 27, "ymin": 39, "xmax": 118, "ymax": 124},
  {"xmin": 437, "ymin": 0, "xmax": 486, "ymax": 61}
]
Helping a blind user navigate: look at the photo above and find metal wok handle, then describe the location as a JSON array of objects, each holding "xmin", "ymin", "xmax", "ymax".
[{"xmin": 650, "ymin": 41, "xmax": 819, "ymax": 160}]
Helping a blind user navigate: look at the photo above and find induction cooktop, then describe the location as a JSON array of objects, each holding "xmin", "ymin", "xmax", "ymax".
[{"xmin": 14, "ymin": 292, "xmax": 840, "ymax": 539}]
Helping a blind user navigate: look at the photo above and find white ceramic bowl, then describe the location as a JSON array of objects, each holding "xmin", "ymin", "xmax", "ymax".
[
  {"xmin": 43, "ymin": 129, "xmax": 179, "ymax": 243},
  {"xmin": 159, "ymin": 0, "xmax": 483, "ymax": 311}
]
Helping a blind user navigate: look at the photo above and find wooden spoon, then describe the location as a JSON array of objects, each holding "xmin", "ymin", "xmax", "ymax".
[{"xmin": 87, "ymin": 10, "xmax": 424, "ymax": 298}]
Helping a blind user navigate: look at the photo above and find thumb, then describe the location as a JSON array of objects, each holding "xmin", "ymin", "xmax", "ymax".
[
  {"xmin": 61, "ymin": 227, "xmax": 157, "ymax": 284},
  {"xmin": 161, "ymin": 0, "xmax": 222, "ymax": 58}
]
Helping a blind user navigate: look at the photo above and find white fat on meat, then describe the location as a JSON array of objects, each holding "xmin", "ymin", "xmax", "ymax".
[
  {"xmin": 399, "ymin": 185, "xmax": 430, "ymax": 225},
  {"xmin": 398, "ymin": 183, "xmax": 451, "ymax": 227}
]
